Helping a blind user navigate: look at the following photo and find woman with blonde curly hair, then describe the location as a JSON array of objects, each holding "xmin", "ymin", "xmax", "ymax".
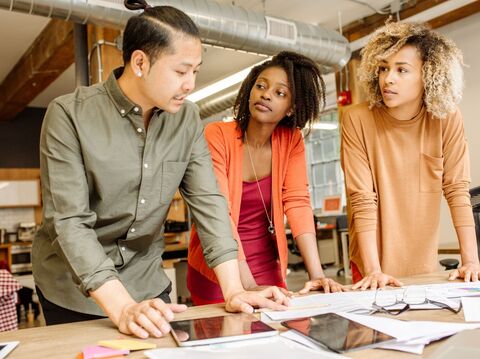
[{"xmin": 340, "ymin": 21, "xmax": 479, "ymax": 290}]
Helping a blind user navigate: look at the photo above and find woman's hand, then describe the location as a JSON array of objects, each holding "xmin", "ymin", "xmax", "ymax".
[
  {"xmin": 352, "ymin": 271, "xmax": 403, "ymax": 291},
  {"xmin": 224, "ymin": 287, "xmax": 289, "ymax": 314},
  {"xmin": 298, "ymin": 277, "xmax": 345, "ymax": 294},
  {"xmin": 117, "ymin": 299, "xmax": 187, "ymax": 338},
  {"xmin": 449, "ymin": 261, "xmax": 480, "ymax": 282}
]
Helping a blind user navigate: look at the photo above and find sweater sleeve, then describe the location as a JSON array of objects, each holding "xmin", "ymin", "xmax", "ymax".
[
  {"xmin": 442, "ymin": 108, "xmax": 475, "ymax": 227},
  {"xmin": 205, "ymin": 123, "xmax": 246, "ymax": 261},
  {"xmin": 283, "ymin": 130, "xmax": 315, "ymax": 238},
  {"xmin": 340, "ymin": 108, "xmax": 378, "ymax": 233}
]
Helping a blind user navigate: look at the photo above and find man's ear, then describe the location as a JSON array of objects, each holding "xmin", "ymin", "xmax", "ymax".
[{"xmin": 129, "ymin": 50, "xmax": 150, "ymax": 77}]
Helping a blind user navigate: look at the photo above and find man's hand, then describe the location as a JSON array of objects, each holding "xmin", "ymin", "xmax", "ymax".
[
  {"xmin": 298, "ymin": 277, "xmax": 346, "ymax": 294},
  {"xmin": 352, "ymin": 271, "xmax": 403, "ymax": 291},
  {"xmin": 224, "ymin": 286, "xmax": 289, "ymax": 313},
  {"xmin": 449, "ymin": 261, "xmax": 480, "ymax": 282},
  {"xmin": 117, "ymin": 299, "xmax": 187, "ymax": 338}
]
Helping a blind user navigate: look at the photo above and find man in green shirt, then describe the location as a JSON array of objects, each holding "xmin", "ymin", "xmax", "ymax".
[{"xmin": 33, "ymin": 1, "xmax": 287, "ymax": 339}]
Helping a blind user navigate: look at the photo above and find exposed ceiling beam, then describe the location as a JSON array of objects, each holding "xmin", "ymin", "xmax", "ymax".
[
  {"xmin": 345, "ymin": 0, "xmax": 479, "ymax": 53},
  {"xmin": 341, "ymin": 0, "xmax": 451, "ymax": 42},
  {"xmin": 0, "ymin": 19, "xmax": 74, "ymax": 121}
]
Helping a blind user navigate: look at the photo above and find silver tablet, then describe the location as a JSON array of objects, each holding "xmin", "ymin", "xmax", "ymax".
[
  {"xmin": 170, "ymin": 313, "xmax": 278, "ymax": 347},
  {"xmin": 0, "ymin": 342, "xmax": 19, "ymax": 359}
]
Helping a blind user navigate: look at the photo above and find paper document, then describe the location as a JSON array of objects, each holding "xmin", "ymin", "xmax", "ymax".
[
  {"xmin": 144, "ymin": 336, "xmax": 347, "ymax": 359},
  {"xmin": 462, "ymin": 297, "xmax": 480, "ymax": 322}
]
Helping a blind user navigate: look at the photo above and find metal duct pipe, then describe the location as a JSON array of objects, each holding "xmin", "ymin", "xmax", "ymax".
[
  {"xmin": 0, "ymin": 0, "xmax": 351, "ymax": 69},
  {"xmin": 197, "ymin": 85, "xmax": 240, "ymax": 119}
]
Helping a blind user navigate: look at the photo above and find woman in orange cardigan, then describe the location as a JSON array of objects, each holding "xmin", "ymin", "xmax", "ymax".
[{"xmin": 187, "ymin": 52, "xmax": 344, "ymax": 305}]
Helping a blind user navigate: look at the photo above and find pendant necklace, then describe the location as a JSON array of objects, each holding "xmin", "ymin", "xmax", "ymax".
[{"xmin": 244, "ymin": 133, "xmax": 275, "ymax": 235}]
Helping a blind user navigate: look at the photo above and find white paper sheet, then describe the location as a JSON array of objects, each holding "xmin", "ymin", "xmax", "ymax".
[
  {"xmin": 462, "ymin": 297, "xmax": 480, "ymax": 322},
  {"xmin": 144, "ymin": 335, "xmax": 347, "ymax": 359}
]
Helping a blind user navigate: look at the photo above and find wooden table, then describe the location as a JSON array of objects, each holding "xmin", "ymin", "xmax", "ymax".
[{"xmin": 0, "ymin": 271, "xmax": 472, "ymax": 358}]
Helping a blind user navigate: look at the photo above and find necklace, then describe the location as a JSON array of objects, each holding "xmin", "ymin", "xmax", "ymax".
[{"xmin": 244, "ymin": 133, "xmax": 275, "ymax": 235}]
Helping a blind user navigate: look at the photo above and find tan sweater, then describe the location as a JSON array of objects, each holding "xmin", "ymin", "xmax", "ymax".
[{"xmin": 341, "ymin": 103, "xmax": 474, "ymax": 277}]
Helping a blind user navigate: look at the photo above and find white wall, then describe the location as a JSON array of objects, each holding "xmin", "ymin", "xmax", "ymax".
[{"xmin": 437, "ymin": 13, "xmax": 480, "ymax": 246}]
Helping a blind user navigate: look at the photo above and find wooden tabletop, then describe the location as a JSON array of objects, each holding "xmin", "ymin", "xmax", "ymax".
[{"xmin": 0, "ymin": 271, "xmax": 471, "ymax": 358}]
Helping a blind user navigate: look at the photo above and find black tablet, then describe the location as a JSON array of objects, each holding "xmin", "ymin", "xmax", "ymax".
[
  {"xmin": 170, "ymin": 313, "xmax": 278, "ymax": 347},
  {"xmin": 281, "ymin": 313, "xmax": 396, "ymax": 353}
]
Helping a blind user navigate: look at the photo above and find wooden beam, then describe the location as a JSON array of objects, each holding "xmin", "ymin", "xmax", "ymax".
[
  {"xmin": 426, "ymin": 0, "xmax": 480, "ymax": 28},
  {"xmin": 0, "ymin": 19, "xmax": 74, "ymax": 121},
  {"xmin": 342, "ymin": 0, "xmax": 450, "ymax": 42}
]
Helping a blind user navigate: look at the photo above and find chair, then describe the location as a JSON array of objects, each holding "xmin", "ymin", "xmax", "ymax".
[{"xmin": 439, "ymin": 186, "xmax": 480, "ymax": 270}]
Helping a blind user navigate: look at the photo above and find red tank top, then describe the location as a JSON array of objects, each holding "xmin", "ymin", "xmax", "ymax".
[{"xmin": 187, "ymin": 175, "xmax": 283, "ymax": 305}]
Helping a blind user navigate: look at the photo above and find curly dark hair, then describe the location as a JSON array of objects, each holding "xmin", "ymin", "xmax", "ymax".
[{"xmin": 234, "ymin": 51, "xmax": 326, "ymax": 137}]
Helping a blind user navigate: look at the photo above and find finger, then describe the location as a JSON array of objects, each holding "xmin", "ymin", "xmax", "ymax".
[
  {"xmin": 322, "ymin": 280, "xmax": 331, "ymax": 293},
  {"xmin": 331, "ymin": 283, "xmax": 343, "ymax": 293},
  {"xmin": 352, "ymin": 279, "xmax": 365, "ymax": 290},
  {"xmin": 136, "ymin": 312, "xmax": 165, "ymax": 337},
  {"xmin": 148, "ymin": 298, "xmax": 174, "ymax": 321},
  {"xmin": 360, "ymin": 278, "xmax": 372, "ymax": 291},
  {"xmin": 473, "ymin": 272, "xmax": 479, "ymax": 282},
  {"xmin": 370, "ymin": 280, "xmax": 378, "ymax": 291},
  {"xmin": 226, "ymin": 297, "xmax": 254, "ymax": 314},
  {"xmin": 271, "ymin": 287, "xmax": 290, "ymax": 306},
  {"xmin": 253, "ymin": 294, "xmax": 288, "ymax": 311},
  {"xmin": 377, "ymin": 278, "xmax": 387, "ymax": 290},
  {"xmin": 449, "ymin": 270, "xmax": 460, "ymax": 280},
  {"xmin": 128, "ymin": 320, "xmax": 149, "ymax": 339},
  {"xmin": 298, "ymin": 281, "xmax": 314, "ymax": 294},
  {"xmin": 278, "ymin": 287, "xmax": 293, "ymax": 296},
  {"xmin": 464, "ymin": 271, "xmax": 472, "ymax": 282},
  {"xmin": 389, "ymin": 277, "xmax": 403, "ymax": 287},
  {"xmin": 143, "ymin": 306, "xmax": 172, "ymax": 335}
]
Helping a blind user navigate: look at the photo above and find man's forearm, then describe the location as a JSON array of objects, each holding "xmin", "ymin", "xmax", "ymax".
[{"xmin": 89, "ymin": 279, "xmax": 136, "ymax": 325}]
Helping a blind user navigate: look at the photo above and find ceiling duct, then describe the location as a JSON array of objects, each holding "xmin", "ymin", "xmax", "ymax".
[{"xmin": 0, "ymin": 0, "xmax": 350, "ymax": 69}]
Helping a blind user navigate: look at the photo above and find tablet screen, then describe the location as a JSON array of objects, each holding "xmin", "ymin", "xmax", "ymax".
[
  {"xmin": 170, "ymin": 313, "xmax": 277, "ymax": 347},
  {"xmin": 0, "ymin": 341, "xmax": 19, "ymax": 359},
  {"xmin": 282, "ymin": 313, "xmax": 395, "ymax": 353}
]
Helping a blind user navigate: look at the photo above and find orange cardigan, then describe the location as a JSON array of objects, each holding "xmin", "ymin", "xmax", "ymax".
[{"xmin": 187, "ymin": 121, "xmax": 315, "ymax": 284}]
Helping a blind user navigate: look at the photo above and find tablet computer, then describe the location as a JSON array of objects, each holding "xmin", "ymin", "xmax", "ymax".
[
  {"xmin": 0, "ymin": 342, "xmax": 19, "ymax": 359},
  {"xmin": 281, "ymin": 313, "xmax": 396, "ymax": 353},
  {"xmin": 170, "ymin": 313, "xmax": 277, "ymax": 347}
]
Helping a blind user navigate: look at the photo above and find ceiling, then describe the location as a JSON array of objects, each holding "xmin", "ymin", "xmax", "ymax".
[{"xmin": 0, "ymin": 0, "xmax": 401, "ymax": 108}]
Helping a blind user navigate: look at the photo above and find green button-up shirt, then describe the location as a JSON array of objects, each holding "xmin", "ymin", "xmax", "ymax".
[{"xmin": 33, "ymin": 68, "xmax": 237, "ymax": 315}]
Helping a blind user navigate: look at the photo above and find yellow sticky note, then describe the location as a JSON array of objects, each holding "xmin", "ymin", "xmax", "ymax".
[{"xmin": 98, "ymin": 339, "xmax": 156, "ymax": 351}]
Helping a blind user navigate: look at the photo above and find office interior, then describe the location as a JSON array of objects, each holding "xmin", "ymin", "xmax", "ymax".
[{"xmin": 0, "ymin": 0, "xmax": 479, "ymax": 354}]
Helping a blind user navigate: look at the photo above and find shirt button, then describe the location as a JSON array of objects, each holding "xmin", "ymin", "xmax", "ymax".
[
  {"xmin": 120, "ymin": 109, "xmax": 126, "ymax": 115},
  {"xmin": 144, "ymin": 163, "xmax": 149, "ymax": 168},
  {"xmin": 140, "ymin": 199, "xmax": 146, "ymax": 204},
  {"xmin": 130, "ymin": 228, "xmax": 136, "ymax": 233},
  {"xmin": 137, "ymin": 128, "xmax": 143, "ymax": 133},
  {"xmin": 134, "ymin": 107, "xmax": 139, "ymax": 112},
  {"xmin": 121, "ymin": 246, "xmax": 126, "ymax": 251}
]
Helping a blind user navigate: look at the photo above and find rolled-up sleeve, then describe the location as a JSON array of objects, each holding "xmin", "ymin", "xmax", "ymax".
[
  {"xmin": 40, "ymin": 101, "xmax": 118, "ymax": 296},
  {"xmin": 283, "ymin": 130, "xmax": 315, "ymax": 238},
  {"xmin": 340, "ymin": 109, "xmax": 378, "ymax": 233},
  {"xmin": 442, "ymin": 108, "xmax": 474, "ymax": 228},
  {"xmin": 179, "ymin": 111, "xmax": 238, "ymax": 268}
]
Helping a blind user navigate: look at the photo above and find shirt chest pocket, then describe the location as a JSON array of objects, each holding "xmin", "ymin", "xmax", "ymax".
[
  {"xmin": 419, "ymin": 153, "xmax": 443, "ymax": 193},
  {"xmin": 160, "ymin": 161, "xmax": 188, "ymax": 204}
]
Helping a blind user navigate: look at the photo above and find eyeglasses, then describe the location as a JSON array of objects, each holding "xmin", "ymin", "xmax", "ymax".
[{"xmin": 371, "ymin": 287, "xmax": 462, "ymax": 316}]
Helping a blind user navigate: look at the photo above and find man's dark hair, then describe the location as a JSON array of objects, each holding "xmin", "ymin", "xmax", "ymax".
[
  {"xmin": 234, "ymin": 51, "xmax": 326, "ymax": 137},
  {"xmin": 123, "ymin": 0, "xmax": 200, "ymax": 64}
]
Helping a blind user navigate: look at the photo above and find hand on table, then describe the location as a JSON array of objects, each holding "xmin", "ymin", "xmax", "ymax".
[
  {"xmin": 449, "ymin": 262, "xmax": 480, "ymax": 282},
  {"xmin": 224, "ymin": 286, "xmax": 289, "ymax": 313},
  {"xmin": 352, "ymin": 271, "xmax": 403, "ymax": 291},
  {"xmin": 117, "ymin": 299, "xmax": 187, "ymax": 339},
  {"xmin": 298, "ymin": 277, "xmax": 346, "ymax": 294}
]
